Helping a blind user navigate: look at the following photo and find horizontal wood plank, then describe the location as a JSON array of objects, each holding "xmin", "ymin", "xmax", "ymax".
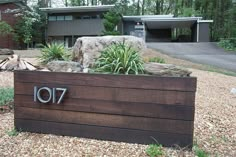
[
  {"xmin": 15, "ymin": 107, "xmax": 193, "ymax": 134},
  {"xmin": 14, "ymin": 95, "xmax": 194, "ymax": 120},
  {"xmin": 14, "ymin": 71, "xmax": 197, "ymax": 92},
  {"xmin": 15, "ymin": 119, "xmax": 193, "ymax": 147},
  {"xmin": 15, "ymin": 83, "xmax": 195, "ymax": 106}
]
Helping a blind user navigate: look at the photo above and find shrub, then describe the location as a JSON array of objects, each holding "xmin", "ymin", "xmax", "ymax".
[
  {"xmin": 146, "ymin": 144, "xmax": 164, "ymax": 157},
  {"xmin": 94, "ymin": 42, "xmax": 144, "ymax": 74},
  {"xmin": 39, "ymin": 42, "xmax": 70, "ymax": 64},
  {"xmin": 218, "ymin": 38, "xmax": 236, "ymax": 51},
  {"xmin": 7, "ymin": 128, "xmax": 20, "ymax": 136},
  {"xmin": 0, "ymin": 88, "xmax": 14, "ymax": 108},
  {"xmin": 193, "ymin": 144, "xmax": 209, "ymax": 157},
  {"xmin": 149, "ymin": 57, "xmax": 165, "ymax": 63},
  {"xmin": 0, "ymin": 21, "xmax": 14, "ymax": 36}
]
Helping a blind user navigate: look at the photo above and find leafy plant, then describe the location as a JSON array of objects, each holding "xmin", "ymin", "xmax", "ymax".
[
  {"xmin": 193, "ymin": 144, "xmax": 209, "ymax": 157},
  {"xmin": 39, "ymin": 42, "xmax": 70, "ymax": 64},
  {"xmin": 0, "ymin": 21, "xmax": 14, "ymax": 36},
  {"xmin": 102, "ymin": 11, "xmax": 121, "ymax": 35},
  {"xmin": 7, "ymin": 128, "xmax": 20, "ymax": 137},
  {"xmin": 149, "ymin": 57, "xmax": 165, "ymax": 63},
  {"xmin": 218, "ymin": 38, "xmax": 236, "ymax": 51},
  {"xmin": 146, "ymin": 144, "xmax": 164, "ymax": 157},
  {"xmin": 0, "ymin": 88, "xmax": 14, "ymax": 108},
  {"xmin": 94, "ymin": 42, "xmax": 144, "ymax": 74}
]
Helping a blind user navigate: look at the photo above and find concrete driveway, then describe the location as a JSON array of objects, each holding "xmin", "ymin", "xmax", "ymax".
[{"xmin": 147, "ymin": 42, "xmax": 236, "ymax": 72}]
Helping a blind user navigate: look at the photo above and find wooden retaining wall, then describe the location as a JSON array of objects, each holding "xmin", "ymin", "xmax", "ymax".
[{"xmin": 14, "ymin": 71, "xmax": 197, "ymax": 147}]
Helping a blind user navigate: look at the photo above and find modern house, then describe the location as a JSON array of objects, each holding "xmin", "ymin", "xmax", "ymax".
[
  {"xmin": 0, "ymin": 0, "xmax": 27, "ymax": 49},
  {"xmin": 41, "ymin": 5, "xmax": 213, "ymax": 47},
  {"xmin": 41, "ymin": 5, "xmax": 114, "ymax": 47},
  {"xmin": 122, "ymin": 15, "xmax": 213, "ymax": 42}
]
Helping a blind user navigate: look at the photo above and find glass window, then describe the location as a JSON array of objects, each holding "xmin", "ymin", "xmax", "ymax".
[
  {"xmin": 48, "ymin": 16, "xmax": 56, "ymax": 21},
  {"xmin": 57, "ymin": 16, "xmax": 64, "ymax": 21},
  {"xmin": 82, "ymin": 16, "xmax": 90, "ymax": 19},
  {"xmin": 65, "ymin": 15, "xmax": 72, "ymax": 20},
  {"xmin": 91, "ymin": 15, "xmax": 98, "ymax": 19}
]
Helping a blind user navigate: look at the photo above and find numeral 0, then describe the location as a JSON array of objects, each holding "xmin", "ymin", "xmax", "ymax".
[{"xmin": 34, "ymin": 86, "xmax": 67, "ymax": 104}]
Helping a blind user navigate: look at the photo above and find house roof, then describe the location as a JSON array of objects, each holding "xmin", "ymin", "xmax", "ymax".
[
  {"xmin": 123, "ymin": 15, "xmax": 174, "ymax": 21},
  {"xmin": 0, "ymin": 0, "xmax": 28, "ymax": 9},
  {"xmin": 123, "ymin": 16, "xmax": 213, "ymax": 29},
  {"xmin": 40, "ymin": 5, "xmax": 114, "ymax": 14}
]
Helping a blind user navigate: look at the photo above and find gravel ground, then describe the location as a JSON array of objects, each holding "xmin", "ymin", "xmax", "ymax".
[
  {"xmin": 0, "ymin": 69, "xmax": 235, "ymax": 156},
  {"xmin": 0, "ymin": 51, "xmax": 236, "ymax": 156}
]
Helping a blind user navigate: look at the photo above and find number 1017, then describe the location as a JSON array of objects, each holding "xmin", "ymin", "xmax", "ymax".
[{"xmin": 34, "ymin": 86, "xmax": 67, "ymax": 104}]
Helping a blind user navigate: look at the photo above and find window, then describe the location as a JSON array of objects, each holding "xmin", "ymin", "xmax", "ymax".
[
  {"xmin": 57, "ymin": 16, "xmax": 64, "ymax": 21},
  {"xmin": 91, "ymin": 15, "xmax": 99, "ymax": 19},
  {"xmin": 65, "ymin": 15, "xmax": 72, "ymax": 21},
  {"xmin": 48, "ymin": 16, "xmax": 56, "ymax": 21},
  {"xmin": 82, "ymin": 16, "xmax": 90, "ymax": 19}
]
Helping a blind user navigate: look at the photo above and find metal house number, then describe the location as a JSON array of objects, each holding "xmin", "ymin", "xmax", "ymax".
[{"xmin": 34, "ymin": 86, "xmax": 67, "ymax": 104}]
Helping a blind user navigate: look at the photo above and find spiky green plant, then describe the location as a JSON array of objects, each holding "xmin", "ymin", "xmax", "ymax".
[
  {"xmin": 39, "ymin": 42, "xmax": 70, "ymax": 64},
  {"xmin": 94, "ymin": 42, "xmax": 144, "ymax": 74}
]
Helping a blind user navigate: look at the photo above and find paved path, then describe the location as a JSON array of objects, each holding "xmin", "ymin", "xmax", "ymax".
[{"xmin": 147, "ymin": 42, "xmax": 236, "ymax": 72}]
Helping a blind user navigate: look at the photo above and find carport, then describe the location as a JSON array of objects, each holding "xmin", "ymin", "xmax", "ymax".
[{"xmin": 122, "ymin": 15, "xmax": 213, "ymax": 42}]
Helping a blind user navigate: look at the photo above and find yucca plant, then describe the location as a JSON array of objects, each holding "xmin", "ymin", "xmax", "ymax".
[
  {"xmin": 39, "ymin": 42, "xmax": 69, "ymax": 64},
  {"xmin": 94, "ymin": 42, "xmax": 144, "ymax": 74}
]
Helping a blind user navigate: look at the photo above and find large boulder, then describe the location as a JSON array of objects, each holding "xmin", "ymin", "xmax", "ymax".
[
  {"xmin": 0, "ymin": 49, "xmax": 14, "ymax": 55},
  {"xmin": 72, "ymin": 36, "xmax": 146, "ymax": 68},
  {"xmin": 47, "ymin": 61, "xmax": 83, "ymax": 72},
  {"xmin": 144, "ymin": 63, "xmax": 192, "ymax": 77}
]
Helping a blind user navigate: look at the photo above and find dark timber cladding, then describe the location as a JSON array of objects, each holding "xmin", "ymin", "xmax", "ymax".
[{"xmin": 14, "ymin": 71, "xmax": 197, "ymax": 147}]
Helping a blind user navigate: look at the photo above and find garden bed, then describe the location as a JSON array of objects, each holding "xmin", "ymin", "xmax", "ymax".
[{"xmin": 14, "ymin": 70, "xmax": 196, "ymax": 148}]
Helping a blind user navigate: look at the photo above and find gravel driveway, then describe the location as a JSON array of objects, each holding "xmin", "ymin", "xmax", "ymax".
[
  {"xmin": 147, "ymin": 42, "xmax": 236, "ymax": 72},
  {"xmin": 0, "ymin": 68, "xmax": 236, "ymax": 156}
]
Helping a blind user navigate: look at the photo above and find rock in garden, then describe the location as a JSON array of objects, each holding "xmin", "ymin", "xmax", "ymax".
[
  {"xmin": 0, "ymin": 54, "xmax": 37, "ymax": 71},
  {"xmin": 47, "ymin": 61, "xmax": 83, "ymax": 72},
  {"xmin": 231, "ymin": 88, "xmax": 236, "ymax": 94},
  {"xmin": 0, "ymin": 49, "xmax": 14, "ymax": 55},
  {"xmin": 72, "ymin": 36, "xmax": 146, "ymax": 68},
  {"xmin": 144, "ymin": 62, "xmax": 192, "ymax": 77}
]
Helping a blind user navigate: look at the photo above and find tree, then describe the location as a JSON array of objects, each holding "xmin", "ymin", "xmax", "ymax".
[
  {"xmin": 102, "ymin": 11, "xmax": 121, "ymax": 35},
  {"xmin": 0, "ymin": 21, "xmax": 14, "ymax": 36},
  {"xmin": 14, "ymin": 10, "xmax": 41, "ymax": 48}
]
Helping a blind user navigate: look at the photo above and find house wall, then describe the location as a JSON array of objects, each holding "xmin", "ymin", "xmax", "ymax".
[
  {"xmin": 122, "ymin": 21, "xmax": 136, "ymax": 35},
  {"xmin": 199, "ymin": 23, "xmax": 210, "ymax": 42},
  {"xmin": 191, "ymin": 23, "xmax": 197, "ymax": 42},
  {"xmin": 0, "ymin": 3, "xmax": 21, "ymax": 49},
  {"xmin": 191, "ymin": 22, "xmax": 211, "ymax": 42},
  {"xmin": 47, "ymin": 19, "xmax": 104, "ymax": 36},
  {"xmin": 47, "ymin": 11, "xmax": 106, "ymax": 36}
]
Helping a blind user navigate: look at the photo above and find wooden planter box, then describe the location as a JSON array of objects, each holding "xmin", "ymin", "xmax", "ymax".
[{"xmin": 14, "ymin": 71, "xmax": 197, "ymax": 147}]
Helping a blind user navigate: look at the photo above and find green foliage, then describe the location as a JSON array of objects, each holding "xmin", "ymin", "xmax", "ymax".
[
  {"xmin": 39, "ymin": 42, "xmax": 70, "ymax": 64},
  {"xmin": 102, "ymin": 11, "xmax": 121, "ymax": 35},
  {"xmin": 0, "ymin": 21, "xmax": 14, "ymax": 36},
  {"xmin": 7, "ymin": 128, "xmax": 20, "ymax": 137},
  {"xmin": 14, "ymin": 10, "xmax": 41, "ymax": 45},
  {"xmin": 193, "ymin": 145, "xmax": 209, "ymax": 157},
  {"xmin": 146, "ymin": 144, "xmax": 164, "ymax": 157},
  {"xmin": 0, "ymin": 88, "xmax": 14, "ymax": 107},
  {"xmin": 149, "ymin": 57, "xmax": 165, "ymax": 63},
  {"xmin": 218, "ymin": 38, "xmax": 236, "ymax": 51},
  {"xmin": 94, "ymin": 42, "xmax": 144, "ymax": 74}
]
